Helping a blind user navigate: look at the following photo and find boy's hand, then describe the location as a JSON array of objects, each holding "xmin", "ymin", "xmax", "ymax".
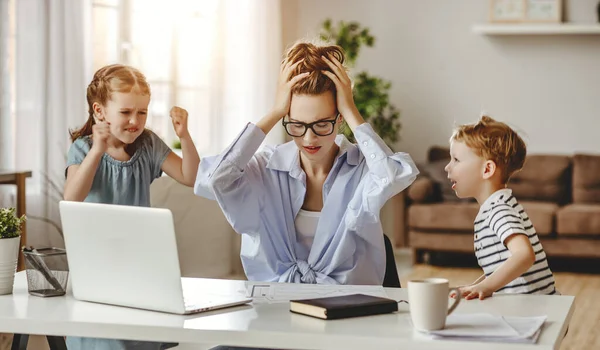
[
  {"xmin": 170, "ymin": 106, "xmax": 189, "ymax": 139},
  {"xmin": 459, "ymin": 282, "xmax": 494, "ymax": 300}
]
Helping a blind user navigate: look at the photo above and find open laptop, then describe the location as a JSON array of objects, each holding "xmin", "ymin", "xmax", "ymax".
[{"xmin": 59, "ymin": 200, "xmax": 251, "ymax": 315}]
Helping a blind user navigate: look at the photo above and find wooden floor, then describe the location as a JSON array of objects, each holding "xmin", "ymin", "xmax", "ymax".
[
  {"xmin": 401, "ymin": 264, "xmax": 600, "ymax": 350},
  {"xmin": 2, "ymin": 265, "xmax": 598, "ymax": 350}
]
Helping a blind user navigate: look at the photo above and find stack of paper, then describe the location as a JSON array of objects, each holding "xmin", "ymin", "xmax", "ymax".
[
  {"xmin": 245, "ymin": 282, "xmax": 388, "ymax": 303},
  {"xmin": 425, "ymin": 313, "xmax": 547, "ymax": 344}
]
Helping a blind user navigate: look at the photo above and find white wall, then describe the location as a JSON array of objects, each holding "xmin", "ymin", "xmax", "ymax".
[{"xmin": 282, "ymin": 0, "xmax": 600, "ymax": 163}]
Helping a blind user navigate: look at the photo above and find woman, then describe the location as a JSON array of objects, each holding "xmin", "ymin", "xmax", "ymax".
[{"xmin": 195, "ymin": 41, "xmax": 418, "ymax": 285}]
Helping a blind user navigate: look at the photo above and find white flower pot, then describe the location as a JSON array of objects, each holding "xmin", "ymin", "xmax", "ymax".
[{"xmin": 0, "ymin": 236, "xmax": 20, "ymax": 295}]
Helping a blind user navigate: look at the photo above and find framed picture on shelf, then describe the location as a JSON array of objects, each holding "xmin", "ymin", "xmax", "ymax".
[
  {"xmin": 489, "ymin": 0, "xmax": 526, "ymax": 23},
  {"xmin": 489, "ymin": 0, "xmax": 563, "ymax": 23},
  {"xmin": 525, "ymin": 0, "xmax": 562, "ymax": 22}
]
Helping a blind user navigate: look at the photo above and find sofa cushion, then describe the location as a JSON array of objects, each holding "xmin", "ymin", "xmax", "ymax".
[
  {"xmin": 518, "ymin": 201, "xmax": 558, "ymax": 236},
  {"xmin": 572, "ymin": 154, "xmax": 600, "ymax": 204},
  {"xmin": 509, "ymin": 155, "xmax": 571, "ymax": 204},
  {"xmin": 150, "ymin": 176, "xmax": 240, "ymax": 278},
  {"xmin": 409, "ymin": 201, "xmax": 556, "ymax": 235},
  {"xmin": 556, "ymin": 204, "xmax": 600, "ymax": 236},
  {"xmin": 427, "ymin": 146, "xmax": 450, "ymax": 163},
  {"xmin": 409, "ymin": 203, "xmax": 479, "ymax": 231},
  {"xmin": 416, "ymin": 159, "xmax": 474, "ymax": 203},
  {"xmin": 407, "ymin": 177, "xmax": 436, "ymax": 203}
]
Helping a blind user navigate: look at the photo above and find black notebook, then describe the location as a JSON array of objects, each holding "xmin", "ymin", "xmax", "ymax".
[{"xmin": 289, "ymin": 293, "xmax": 398, "ymax": 320}]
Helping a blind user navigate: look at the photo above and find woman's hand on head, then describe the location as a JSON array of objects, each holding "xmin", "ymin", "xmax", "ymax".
[
  {"xmin": 90, "ymin": 121, "xmax": 110, "ymax": 154},
  {"xmin": 321, "ymin": 55, "xmax": 362, "ymax": 128},
  {"xmin": 170, "ymin": 106, "xmax": 190, "ymax": 139},
  {"xmin": 271, "ymin": 59, "xmax": 309, "ymax": 120}
]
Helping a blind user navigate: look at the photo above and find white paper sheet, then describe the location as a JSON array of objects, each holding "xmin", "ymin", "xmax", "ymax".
[
  {"xmin": 425, "ymin": 313, "xmax": 547, "ymax": 344},
  {"xmin": 245, "ymin": 282, "xmax": 389, "ymax": 303}
]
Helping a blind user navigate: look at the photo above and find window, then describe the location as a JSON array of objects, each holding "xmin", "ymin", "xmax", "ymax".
[{"xmin": 92, "ymin": 0, "xmax": 218, "ymax": 152}]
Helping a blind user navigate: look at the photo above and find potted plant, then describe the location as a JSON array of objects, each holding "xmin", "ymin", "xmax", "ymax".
[
  {"xmin": 320, "ymin": 20, "xmax": 406, "ymax": 247},
  {"xmin": 0, "ymin": 207, "xmax": 26, "ymax": 295},
  {"xmin": 320, "ymin": 19, "xmax": 401, "ymax": 148}
]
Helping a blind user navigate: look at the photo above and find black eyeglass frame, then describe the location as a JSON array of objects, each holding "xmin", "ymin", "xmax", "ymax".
[{"xmin": 281, "ymin": 113, "xmax": 340, "ymax": 137}]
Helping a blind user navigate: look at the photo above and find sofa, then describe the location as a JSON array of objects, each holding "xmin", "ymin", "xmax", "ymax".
[
  {"xmin": 405, "ymin": 146, "xmax": 600, "ymax": 264},
  {"xmin": 150, "ymin": 176, "xmax": 244, "ymax": 278}
]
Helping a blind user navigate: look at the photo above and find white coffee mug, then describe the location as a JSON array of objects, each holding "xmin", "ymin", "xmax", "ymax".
[{"xmin": 407, "ymin": 278, "xmax": 461, "ymax": 331}]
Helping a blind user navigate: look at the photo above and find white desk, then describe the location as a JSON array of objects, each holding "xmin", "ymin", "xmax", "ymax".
[{"xmin": 0, "ymin": 272, "xmax": 574, "ymax": 350}]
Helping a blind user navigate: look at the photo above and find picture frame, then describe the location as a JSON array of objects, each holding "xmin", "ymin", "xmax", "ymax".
[
  {"xmin": 489, "ymin": 0, "xmax": 563, "ymax": 23},
  {"xmin": 524, "ymin": 0, "xmax": 563, "ymax": 22},
  {"xmin": 489, "ymin": 0, "xmax": 526, "ymax": 23}
]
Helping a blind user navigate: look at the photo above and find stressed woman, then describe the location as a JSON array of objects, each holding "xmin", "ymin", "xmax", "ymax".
[{"xmin": 194, "ymin": 41, "xmax": 418, "ymax": 285}]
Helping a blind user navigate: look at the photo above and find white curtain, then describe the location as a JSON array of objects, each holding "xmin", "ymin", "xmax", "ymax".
[
  {"xmin": 214, "ymin": 0, "xmax": 284, "ymax": 150},
  {"xmin": 5, "ymin": 0, "xmax": 91, "ymax": 248},
  {"xmin": 0, "ymin": 0, "xmax": 283, "ymax": 248},
  {"xmin": 0, "ymin": 0, "xmax": 13, "ymax": 169}
]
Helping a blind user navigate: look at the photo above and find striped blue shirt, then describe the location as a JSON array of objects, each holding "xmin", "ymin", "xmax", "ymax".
[
  {"xmin": 474, "ymin": 189, "xmax": 557, "ymax": 294},
  {"xmin": 194, "ymin": 122, "xmax": 418, "ymax": 285}
]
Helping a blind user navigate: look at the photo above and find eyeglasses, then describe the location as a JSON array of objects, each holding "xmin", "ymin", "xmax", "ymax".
[{"xmin": 282, "ymin": 114, "xmax": 339, "ymax": 137}]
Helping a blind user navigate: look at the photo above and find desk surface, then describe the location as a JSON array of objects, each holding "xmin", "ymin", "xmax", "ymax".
[{"xmin": 0, "ymin": 272, "xmax": 574, "ymax": 350}]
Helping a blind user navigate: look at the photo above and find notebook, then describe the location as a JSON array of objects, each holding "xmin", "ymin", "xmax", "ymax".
[{"xmin": 289, "ymin": 293, "xmax": 398, "ymax": 320}]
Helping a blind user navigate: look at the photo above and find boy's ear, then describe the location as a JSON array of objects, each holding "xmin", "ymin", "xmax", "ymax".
[{"xmin": 482, "ymin": 160, "xmax": 497, "ymax": 180}]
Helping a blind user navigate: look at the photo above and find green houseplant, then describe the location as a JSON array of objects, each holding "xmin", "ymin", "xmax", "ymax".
[
  {"xmin": 320, "ymin": 19, "xmax": 401, "ymax": 148},
  {"xmin": 0, "ymin": 207, "xmax": 26, "ymax": 295},
  {"xmin": 0, "ymin": 207, "xmax": 25, "ymax": 239}
]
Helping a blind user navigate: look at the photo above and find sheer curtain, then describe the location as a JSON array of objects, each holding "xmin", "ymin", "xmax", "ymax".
[
  {"xmin": 215, "ymin": 0, "xmax": 284, "ymax": 149},
  {"xmin": 0, "ymin": 0, "xmax": 91, "ymax": 248},
  {"xmin": 100, "ymin": 0, "xmax": 284, "ymax": 155},
  {"xmin": 0, "ymin": 0, "xmax": 283, "ymax": 248}
]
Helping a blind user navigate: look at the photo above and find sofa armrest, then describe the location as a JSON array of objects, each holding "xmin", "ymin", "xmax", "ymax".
[{"xmin": 408, "ymin": 177, "xmax": 436, "ymax": 203}]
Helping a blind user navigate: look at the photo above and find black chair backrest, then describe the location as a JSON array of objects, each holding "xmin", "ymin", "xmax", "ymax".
[{"xmin": 383, "ymin": 234, "xmax": 401, "ymax": 288}]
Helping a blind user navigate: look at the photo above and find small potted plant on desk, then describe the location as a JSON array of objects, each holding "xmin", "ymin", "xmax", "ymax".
[{"xmin": 0, "ymin": 207, "xmax": 25, "ymax": 295}]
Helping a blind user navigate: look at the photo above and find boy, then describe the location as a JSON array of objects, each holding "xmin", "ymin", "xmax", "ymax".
[{"xmin": 445, "ymin": 116, "xmax": 557, "ymax": 300}]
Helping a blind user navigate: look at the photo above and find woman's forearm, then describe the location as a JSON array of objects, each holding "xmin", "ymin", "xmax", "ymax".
[{"xmin": 256, "ymin": 111, "xmax": 284, "ymax": 135}]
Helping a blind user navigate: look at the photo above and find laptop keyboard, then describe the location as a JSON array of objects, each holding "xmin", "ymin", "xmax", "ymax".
[
  {"xmin": 181, "ymin": 283, "xmax": 250, "ymax": 312},
  {"xmin": 183, "ymin": 292, "xmax": 209, "ymax": 311},
  {"xmin": 182, "ymin": 288, "xmax": 228, "ymax": 311}
]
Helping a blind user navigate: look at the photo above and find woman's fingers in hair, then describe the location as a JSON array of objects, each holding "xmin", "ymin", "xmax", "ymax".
[
  {"xmin": 284, "ymin": 60, "xmax": 303, "ymax": 81},
  {"xmin": 322, "ymin": 55, "xmax": 349, "ymax": 84},
  {"xmin": 288, "ymin": 72, "xmax": 310, "ymax": 86},
  {"xmin": 321, "ymin": 70, "xmax": 340, "ymax": 86}
]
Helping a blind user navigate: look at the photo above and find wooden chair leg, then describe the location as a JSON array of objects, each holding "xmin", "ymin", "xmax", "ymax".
[
  {"xmin": 11, "ymin": 334, "xmax": 28, "ymax": 350},
  {"xmin": 15, "ymin": 173, "xmax": 27, "ymax": 272}
]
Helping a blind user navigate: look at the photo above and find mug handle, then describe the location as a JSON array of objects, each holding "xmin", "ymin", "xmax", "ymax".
[{"xmin": 447, "ymin": 288, "xmax": 461, "ymax": 315}]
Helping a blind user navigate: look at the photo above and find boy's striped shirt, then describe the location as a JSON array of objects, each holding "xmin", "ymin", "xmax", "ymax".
[{"xmin": 474, "ymin": 189, "xmax": 557, "ymax": 295}]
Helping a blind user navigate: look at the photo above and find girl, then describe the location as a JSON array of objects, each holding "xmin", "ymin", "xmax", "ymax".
[
  {"xmin": 194, "ymin": 41, "xmax": 418, "ymax": 286},
  {"xmin": 64, "ymin": 64, "xmax": 199, "ymax": 350}
]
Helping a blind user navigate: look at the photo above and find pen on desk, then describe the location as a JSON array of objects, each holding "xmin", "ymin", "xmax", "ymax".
[{"xmin": 22, "ymin": 247, "xmax": 65, "ymax": 293}]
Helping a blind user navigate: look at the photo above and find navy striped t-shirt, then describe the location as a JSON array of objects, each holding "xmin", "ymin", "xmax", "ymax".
[{"xmin": 474, "ymin": 189, "xmax": 557, "ymax": 295}]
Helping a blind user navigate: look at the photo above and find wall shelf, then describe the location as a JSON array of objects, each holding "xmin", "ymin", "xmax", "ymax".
[{"xmin": 472, "ymin": 23, "xmax": 600, "ymax": 35}]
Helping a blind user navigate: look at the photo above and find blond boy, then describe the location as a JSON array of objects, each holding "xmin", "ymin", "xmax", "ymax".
[{"xmin": 445, "ymin": 116, "xmax": 557, "ymax": 300}]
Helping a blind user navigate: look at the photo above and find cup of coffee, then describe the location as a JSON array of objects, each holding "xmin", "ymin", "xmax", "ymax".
[{"xmin": 407, "ymin": 278, "xmax": 461, "ymax": 331}]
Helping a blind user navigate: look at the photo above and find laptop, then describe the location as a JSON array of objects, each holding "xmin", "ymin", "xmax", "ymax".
[{"xmin": 59, "ymin": 200, "xmax": 252, "ymax": 315}]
